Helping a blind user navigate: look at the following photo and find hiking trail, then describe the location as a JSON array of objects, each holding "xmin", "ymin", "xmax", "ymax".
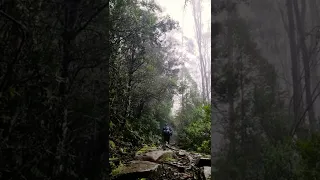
[{"xmin": 111, "ymin": 144, "xmax": 211, "ymax": 180}]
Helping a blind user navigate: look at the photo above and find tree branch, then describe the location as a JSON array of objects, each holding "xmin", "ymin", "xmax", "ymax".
[
  {"xmin": 0, "ymin": 10, "xmax": 27, "ymax": 30},
  {"xmin": 291, "ymin": 78, "xmax": 320, "ymax": 136},
  {"xmin": 75, "ymin": 2, "xmax": 109, "ymax": 36}
]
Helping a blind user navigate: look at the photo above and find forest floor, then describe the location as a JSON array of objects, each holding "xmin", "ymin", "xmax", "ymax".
[{"xmin": 111, "ymin": 144, "xmax": 211, "ymax": 180}]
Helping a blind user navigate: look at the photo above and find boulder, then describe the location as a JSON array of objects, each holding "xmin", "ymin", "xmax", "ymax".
[
  {"xmin": 135, "ymin": 145, "xmax": 158, "ymax": 156},
  {"xmin": 203, "ymin": 166, "xmax": 211, "ymax": 180},
  {"xmin": 177, "ymin": 150, "xmax": 187, "ymax": 156},
  {"xmin": 135, "ymin": 150, "xmax": 173, "ymax": 162},
  {"xmin": 111, "ymin": 160, "xmax": 159, "ymax": 180}
]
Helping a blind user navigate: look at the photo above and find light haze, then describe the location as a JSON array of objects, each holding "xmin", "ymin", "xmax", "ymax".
[{"xmin": 156, "ymin": 0, "xmax": 211, "ymax": 114}]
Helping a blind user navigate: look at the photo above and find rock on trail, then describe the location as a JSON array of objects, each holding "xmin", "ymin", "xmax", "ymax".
[
  {"xmin": 111, "ymin": 161, "xmax": 159, "ymax": 180},
  {"xmin": 203, "ymin": 167, "xmax": 211, "ymax": 180},
  {"xmin": 135, "ymin": 150, "xmax": 174, "ymax": 162},
  {"xmin": 111, "ymin": 145, "xmax": 211, "ymax": 180}
]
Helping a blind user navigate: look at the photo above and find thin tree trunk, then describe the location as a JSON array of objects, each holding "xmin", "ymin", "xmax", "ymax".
[
  {"xmin": 191, "ymin": 0, "xmax": 208, "ymax": 102},
  {"xmin": 52, "ymin": 1, "xmax": 80, "ymax": 177},
  {"xmin": 292, "ymin": 0, "xmax": 317, "ymax": 132},
  {"xmin": 285, "ymin": 0, "xmax": 304, "ymax": 134},
  {"xmin": 124, "ymin": 47, "xmax": 134, "ymax": 125},
  {"xmin": 308, "ymin": 0, "xmax": 320, "ymax": 122}
]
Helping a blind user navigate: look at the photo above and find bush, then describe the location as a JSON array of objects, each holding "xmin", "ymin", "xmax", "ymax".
[
  {"xmin": 296, "ymin": 133, "xmax": 320, "ymax": 179},
  {"xmin": 178, "ymin": 104, "xmax": 211, "ymax": 154}
]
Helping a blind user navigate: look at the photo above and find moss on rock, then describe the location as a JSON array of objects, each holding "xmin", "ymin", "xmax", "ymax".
[
  {"xmin": 136, "ymin": 144, "xmax": 158, "ymax": 155},
  {"xmin": 158, "ymin": 152, "xmax": 176, "ymax": 162}
]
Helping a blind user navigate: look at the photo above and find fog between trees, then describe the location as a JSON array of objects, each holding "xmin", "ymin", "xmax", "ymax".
[{"xmin": 212, "ymin": 0, "xmax": 320, "ymax": 179}]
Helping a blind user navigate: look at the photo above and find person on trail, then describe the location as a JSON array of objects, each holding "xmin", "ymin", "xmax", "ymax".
[{"xmin": 162, "ymin": 123, "xmax": 173, "ymax": 146}]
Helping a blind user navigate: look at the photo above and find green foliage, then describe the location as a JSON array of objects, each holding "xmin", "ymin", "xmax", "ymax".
[
  {"xmin": 0, "ymin": 0, "xmax": 180, "ymax": 179},
  {"xmin": 261, "ymin": 141, "xmax": 303, "ymax": 180},
  {"xmin": 158, "ymin": 152, "xmax": 176, "ymax": 163},
  {"xmin": 296, "ymin": 134, "xmax": 320, "ymax": 179},
  {"xmin": 215, "ymin": 136, "xmax": 320, "ymax": 180},
  {"xmin": 108, "ymin": 0, "xmax": 181, "ymax": 170},
  {"xmin": 178, "ymin": 104, "xmax": 211, "ymax": 154},
  {"xmin": 111, "ymin": 163, "xmax": 125, "ymax": 177}
]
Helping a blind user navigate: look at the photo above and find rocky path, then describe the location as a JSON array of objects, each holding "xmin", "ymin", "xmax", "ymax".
[{"xmin": 111, "ymin": 144, "xmax": 211, "ymax": 180}]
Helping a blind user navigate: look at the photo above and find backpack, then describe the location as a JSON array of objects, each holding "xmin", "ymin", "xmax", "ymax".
[{"xmin": 163, "ymin": 126, "xmax": 171, "ymax": 135}]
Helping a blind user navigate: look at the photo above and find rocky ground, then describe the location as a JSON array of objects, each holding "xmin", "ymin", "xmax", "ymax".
[{"xmin": 111, "ymin": 144, "xmax": 211, "ymax": 180}]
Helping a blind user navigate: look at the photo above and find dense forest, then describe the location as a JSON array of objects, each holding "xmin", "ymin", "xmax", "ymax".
[
  {"xmin": 0, "ymin": 0, "xmax": 211, "ymax": 179},
  {"xmin": 8, "ymin": 0, "xmax": 320, "ymax": 179},
  {"xmin": 212, "ymin": 0, "xmax": 320, "ymax": 179}
]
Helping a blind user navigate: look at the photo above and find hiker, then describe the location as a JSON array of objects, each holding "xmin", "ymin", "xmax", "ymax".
[{"xmin": 162, "ymin": 123, "xmax": 173, "ymax": 145}]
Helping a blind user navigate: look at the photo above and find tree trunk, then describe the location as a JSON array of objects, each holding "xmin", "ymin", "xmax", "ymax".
[
  {"xmin": 191, "ymin": 0, "xmax": 208, "ymax": 102},
  {"xmin": 123, "ymin": 47, "xmax": 135, "ymax": 127},
  {"xmin": 308, "ymin": 0, "xmax": 320, "ymax": 124},
  {"xmin": 51, "ymin": 1, "xmax": 80, "ymax": 177},
  {"xmin": 285, "ymin": 0, "xmax": 304, "ymax": 134},
  {"xmin": 292, "ymin": 0, "xmax": 317, "ymax": 132}
]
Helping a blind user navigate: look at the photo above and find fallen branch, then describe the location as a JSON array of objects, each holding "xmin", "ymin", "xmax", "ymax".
[{"xmin": 0, "ymin": 10, "xmax": 27, "ymax": 30}]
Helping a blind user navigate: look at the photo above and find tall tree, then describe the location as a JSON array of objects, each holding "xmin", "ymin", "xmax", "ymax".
[
  {"xmin": 285, "ymin": 0, "xmax": 305, "ymax": 136},
  {"xmin": 292, "ymin": 0, "xmax": 317, "ymax": 133},
  {"xmin": 190, "ymin": 0, "xmax": 210, "ymax": 102}
]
